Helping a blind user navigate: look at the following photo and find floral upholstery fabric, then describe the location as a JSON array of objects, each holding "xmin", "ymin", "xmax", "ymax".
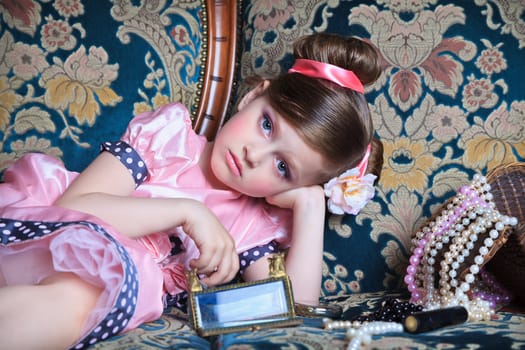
[
  {"xmin": 0, "ymin": 0, "xmax": 204, "ymax": 174},
  {"xmin": 1, "ymin": 1, "xmax": 524, "ymax": 349},
  {"xmin": 238, "ymin": 0, "xmax": 525, "ymax": 296}
]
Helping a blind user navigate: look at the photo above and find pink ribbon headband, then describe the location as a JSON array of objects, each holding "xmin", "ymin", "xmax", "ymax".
[
  {"xmin": 288, "ymin": 58, "xmax": 365, "ymax": 94},
  {"xmin": 356, "ymin": 143, "xmax": 371, "ymax": 178}
]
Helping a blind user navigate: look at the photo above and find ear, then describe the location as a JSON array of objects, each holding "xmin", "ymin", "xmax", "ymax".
[{"xmin": 238, "ymin": 80, "xmax": 270, "ymax": 110}]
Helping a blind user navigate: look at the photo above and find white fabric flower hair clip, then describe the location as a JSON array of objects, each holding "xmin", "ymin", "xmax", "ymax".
[{"xmin": 323, "ymin": 144, "xmax": 376, "ymax": 215}]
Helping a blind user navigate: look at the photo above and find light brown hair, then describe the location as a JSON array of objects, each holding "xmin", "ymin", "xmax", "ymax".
[{"xmin": 264, "ymin": 33, "xmax": 384, "ymax": 183}]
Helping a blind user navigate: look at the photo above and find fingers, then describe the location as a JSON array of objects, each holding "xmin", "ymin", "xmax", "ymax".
[
  {"xmin": 182, "ymin": 204, "xmax": 240, "ymax": 286},
  {"xmin": 189, "ymin": 250, "xmax": 222, "ymax": 274},
  {"xmin": 192, "ymin": 255, "xmax": 239, "ymax": 285},
  {"xmin": 189, "ymin": 239, "xmax": 232, "ymax": 273},
  {"xmin": 191, "ymin": 249, "xmax": 239, "ymax": 286}
]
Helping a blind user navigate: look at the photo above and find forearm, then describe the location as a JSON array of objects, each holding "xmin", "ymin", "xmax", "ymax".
[
  {"xmin": 55, "ymin": 192, "xmax": 198, "ymax": 238},
  {"xmin": 243, "ymin": 187, "xmax": 326, "ymax": 304},
  {"xmin": 284, "ymin": 192, "xmax": 325, "ymax": 305},
  {"xmin": 51, "ymin": 151, "xmax": 239, "ymax": 285}
]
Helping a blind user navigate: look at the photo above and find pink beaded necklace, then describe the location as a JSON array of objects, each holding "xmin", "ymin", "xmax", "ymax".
[{"xmin": 405, "ymin": 174, "xmax": 518, "ymax": 321}]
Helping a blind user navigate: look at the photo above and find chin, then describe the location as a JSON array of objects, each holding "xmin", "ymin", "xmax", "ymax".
[{"xmin": 230, "ymin": 185, "xmax": 266, "ymax": 198}]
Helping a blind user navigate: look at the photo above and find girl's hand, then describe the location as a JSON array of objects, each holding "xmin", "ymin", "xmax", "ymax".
[
  {"xmin": 266, "ymin": 185, "xmax": 325, "ymax": 211},
  {"xmin": 183, "ymin": 201, "xmax": 239, "ymax": 286}
]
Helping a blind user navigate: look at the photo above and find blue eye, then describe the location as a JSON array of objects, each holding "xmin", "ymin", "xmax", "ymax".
[
  {"xmin": 261, "ymin": 113, "xmax": 290, "ymax": 179},
  {"xmin": 276, "ymin": 159, "xmax": 290, "ymax": 179},
  {"xmin": 261, "ymin": 113, "xmax": 272, "ymax": 134}
]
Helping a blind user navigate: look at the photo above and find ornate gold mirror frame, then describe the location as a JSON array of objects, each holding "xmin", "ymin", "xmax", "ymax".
[{"xmin": 187, "ymin": 253, "xmax": 302, "ymax": 336}]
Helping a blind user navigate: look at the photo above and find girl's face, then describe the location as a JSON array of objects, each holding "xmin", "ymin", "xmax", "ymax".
[{"xmin": 211, "ymin": 95, "xmax": 328, "ymax": 198}]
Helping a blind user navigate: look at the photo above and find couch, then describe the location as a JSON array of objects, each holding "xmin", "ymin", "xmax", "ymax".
[{"xmin": 1, "ymin": 0, "xmax": 524, "ymax": 349}]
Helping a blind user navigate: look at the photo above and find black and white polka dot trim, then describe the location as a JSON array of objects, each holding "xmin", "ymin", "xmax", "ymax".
[
  {"xmin": 0, "ymin": 218, "xmax": 139, "ymax": 349},
  {"xmin": 239, "ymin": 240, "xmax": 279, "ymax": 274},
  {"xmin": 101, "ymin": 141, "xmax": 148, "ymax": 187},
  {"xmin": 0, "ymin": 220, "xmax": 63, "ymax": 244}
]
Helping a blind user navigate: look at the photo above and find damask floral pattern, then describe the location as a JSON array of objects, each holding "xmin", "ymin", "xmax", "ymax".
[
  {"xmin": 240, "ymin": 0, "xmax": 525, "ymax": 296},
  {"xmin": 0, "ymin": 0, "xmax": 42, "ymax": 36},
  {"xmin": 0, "ymin": 0, "xmax": 118, "ymax": 172},
  {"xmin": 351, "ymin": 4, "xmax": 478, "ymax": 111},
  {"xmin": 1, "ymin": 1, "xmax": 525, "ymax": 349},
  {"xmin": 0, "ymin": 0, "xmax": 203, "ymax": 175},
  {"xmin": 462, "ymin": 101, "xmax": 525, "ymax": 169},
  {"xmin": 40, "ymin": 45, "xmax": 121, "ymax": 125}
]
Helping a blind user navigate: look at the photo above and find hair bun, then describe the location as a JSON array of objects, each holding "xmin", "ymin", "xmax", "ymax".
[{"xmin": 293, "ymin": 33, "xmax": 382, "ymax": 86}]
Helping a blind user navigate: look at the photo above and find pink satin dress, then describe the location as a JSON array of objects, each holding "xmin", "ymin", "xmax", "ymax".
[{"xmin": 0, "ymin": 103, "xmax": 292, "ymax": 349}]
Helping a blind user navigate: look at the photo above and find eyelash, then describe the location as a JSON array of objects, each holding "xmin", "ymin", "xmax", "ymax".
[
  {"xmin": 276, "ymin": 159, "xmax": 290, "ymax": 179},
  {"xmin": 260, "ymin": 113, "xmax": 291, "ymax": 180},
  {"xmin": 261, "ymin": 113, "xmax": 273, "ymax": 135}
]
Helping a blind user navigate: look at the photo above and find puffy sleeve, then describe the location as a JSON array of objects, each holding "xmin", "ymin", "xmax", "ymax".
[
  {"xmin": 229, "ymin": 199, "xmax": 293, "ymax": 255},
  {"xmin": 107, "ymin": 103, "xmax": 205, "ymax": 184}
]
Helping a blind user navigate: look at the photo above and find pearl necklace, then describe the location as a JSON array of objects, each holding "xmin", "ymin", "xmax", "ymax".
[
  {"xmin": 323, "ymin": 298, "xmax": 420, "ymax": 349},
  {"xmin": 324, "ymin": 319, "xmax": 403, "ymax": 350},
  {"xmin": 405, "ymin": 174, "xmax": 518, "ymax": 320},
  {"xmin": 322, "ymin": 174, "xmax": 518, "ymax": 349}
]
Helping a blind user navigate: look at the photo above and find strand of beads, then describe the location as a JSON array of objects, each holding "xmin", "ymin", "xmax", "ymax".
[
  {"xmin": 323, "ymin": 173, "xmax": 518, "ymax": 350},
  {"xmin": 446, "ymin": 201, "xmax": 515, "ymax": 321},
  {"xmin": 405, "ymin": 179, "xmax": 478, "ymax": 304},
  {"xmin": 323, "ymin": 319, "xmax": 403, "ymax": 350},
  {"xmin": 405, "ymin": 176, "xmax": 483, "ymax": 305},
  {"xmin": 405, "ymin": 174, "xmax": 518, "ymax": 321},
  {"xmin": 435, "ymin": 203, "xmax": 493, "ymax": 310},
  {"xmin": 472, "ymin": 268, "xmax": 513, "ymax": 310},
  {"xmin": 352, "ymin": 297, "xmax": 423, "ymax": 323},
  {"xmin": 346, "ymin": 322, "xmax": 403, "ymax": 350},
  {"xmin": 323, "ymin": 298, "xmax": 420, "ymax": 350}
]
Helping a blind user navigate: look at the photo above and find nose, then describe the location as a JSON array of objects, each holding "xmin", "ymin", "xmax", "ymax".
[{"xmin": 244, "ymin": 144, "xmax": 265, "ymax": 168}]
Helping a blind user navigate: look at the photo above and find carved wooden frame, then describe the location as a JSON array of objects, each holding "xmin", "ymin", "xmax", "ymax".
[{"xmin": 193, "ymin": 0, "xmax": 239, "ymax": 141}]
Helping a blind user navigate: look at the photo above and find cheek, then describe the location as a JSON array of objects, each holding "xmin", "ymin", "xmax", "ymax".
[
  {"xmin": 223, "ymin": 115, "xmax": 249, "ymax": 135},
  {"xmin": 246, "ymin": 173, "xmax": 282, "ymax": 197},
  {"xmin": 250, "ymin": 181, "xmax": 275, "ymax": 196}
]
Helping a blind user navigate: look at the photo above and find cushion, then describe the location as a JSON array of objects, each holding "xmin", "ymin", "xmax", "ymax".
[
  {"xmin": 2, "ymin": 0, "xmax": 524, "ymax": 299},
  {"xmin": 0, "ymin": 0, "xmax": 205, "ymax": 174},
  {"xmin": 237, "ymin": 0, "xmax": 525, "ymax": 296}
]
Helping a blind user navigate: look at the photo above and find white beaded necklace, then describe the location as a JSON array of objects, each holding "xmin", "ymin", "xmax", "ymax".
[
  {"xmin": 323, "ymin": 174, "xmax": 518, "ymax": 350},
  {"xmin": 323, "ymin": 318, "xmax": 403, "ymax": 350},
  {"xmin": 406, "ymin": 174, "xmax": 518, "ymax": 320}
]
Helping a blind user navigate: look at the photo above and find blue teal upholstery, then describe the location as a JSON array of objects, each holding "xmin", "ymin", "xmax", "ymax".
[
  {"xmin": 1, "ymin": 0, "xmax": 524, "ymax": 349},
  {"xmin": 237, "ymin": 0, "xmax": 525, "ymax": 297},
  {"xmin": 0, "ymin": 0, "xmax": 205, "ymax": 174}
]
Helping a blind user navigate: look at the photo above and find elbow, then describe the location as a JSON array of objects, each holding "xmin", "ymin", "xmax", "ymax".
[
  {"xmin": 53, "ymin": 192, "xmax": 98, "ymax": 212},
  {"xmin": 54, "ymin": 192, "xmax": 76, "ymax": 209}
]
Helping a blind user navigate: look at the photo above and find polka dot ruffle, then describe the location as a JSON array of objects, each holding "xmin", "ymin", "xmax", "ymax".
[
  {"xmin": 101, "ymin": 141, "xmax": 148, "ymax": 187},
  {"xmin": 1, "ymin": 220, "xmax": 63, "ymax": 244},
  {"xmin": 239, "ymin": 240, "xmax": 279, "ymax": 274},
  {"xmin": 0, "ymin": 218, "xmax": 139, "ymax": 349}
]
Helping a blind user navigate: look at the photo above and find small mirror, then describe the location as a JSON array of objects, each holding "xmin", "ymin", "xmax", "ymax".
[{"xmin": 187, "ymin": 253, "xmax": 302, "ymax": 336}]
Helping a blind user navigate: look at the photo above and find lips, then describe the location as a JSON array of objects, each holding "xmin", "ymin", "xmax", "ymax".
[{"xmin": 226, "ymin": 150, "xmax": 242, "ymax": 177}]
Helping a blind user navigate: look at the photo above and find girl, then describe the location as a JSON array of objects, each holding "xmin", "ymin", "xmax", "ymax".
[{"xmin": 0, "ymin": 33, "xmax": 383, "ymax": 349}]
